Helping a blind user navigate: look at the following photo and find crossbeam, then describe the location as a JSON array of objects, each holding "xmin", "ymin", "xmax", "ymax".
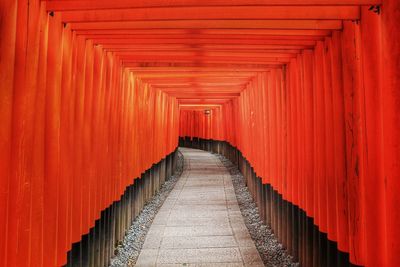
[
  {"xmin": 60, "ymin": 6, "xmax": 360, "ymax": 22},
  {"xmin": 46, "ymin": 0, "xmax": 381, "ymax": 11},
  {"xmin": 70, "ymin": 20, "xmax": 342, "ymax": 30}
]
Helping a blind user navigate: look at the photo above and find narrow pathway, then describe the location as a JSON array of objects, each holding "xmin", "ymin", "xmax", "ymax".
[{"xmin": 136, "ymin": 148, "xmax": 264, "ymax": 266}]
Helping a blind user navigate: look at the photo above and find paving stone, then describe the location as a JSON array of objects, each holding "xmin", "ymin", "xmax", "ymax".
[
  {"xmin": 163, "ymin": 225, "xmax": 233, "ymax": 237},
  {"xmin": 142, "ymin": 234, "xmax": 163, "ymax": 249},
  {"xmin": 135, "ymin": 249, "xmax": 159, "ymax": 266},
  {"xmin": 166, "ymin": 217, "xmax": 231, "ymax": 227},
  {"xmin": 173, "ymin": 203, "xmax": 228, "ymax": 211},
  {"xmin": 235, "ymin": 235, "xmax": 256, "ymax": 248},
  {"xmin": 157, "ymin": 264, "xmax": 244, "ymax": 267},
  {"xmin": 169, "ymin": 209, "xmax": 228, "ymax": 219},
  {"xmin": 239, "ymin": 247, "xmax": 264, "ymax": 266},
  {"xmin": 157, "ymin": 248, "xmax": 242, "ymax": 264},
  {"xmin": 146, "ymin": 225, "xmax": 165, "ymax": 236},
  {"xmin": 161, "ymin": 235, "xmax": 237, "ymax": 249}
]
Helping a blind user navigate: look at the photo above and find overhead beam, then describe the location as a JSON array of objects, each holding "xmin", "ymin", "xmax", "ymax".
[
  {"xmin": 178, "ymin": 99, "xmax": 233, "ymax": 104},
  {"xmin": 175, "ymin": 98, "xmax": 238, "ymax": 100},
  {"xmin": 179, "ymin": 104, "xmax": 222, "ymax": 107},
  {"xmin": 131, "ymin": 72, "xmax": 260, "ymax": 78},
  {"xmin": 75, "ymin": 29, "xmax": 331, "ymax": 36},
  {"xmin": 140, "ymin": 77, "xmax": 250, "ymax": 83},
  {"xmin": 120, "ymin": 55, "xmax": 291, "ymax": 63},
  {"xmin": 179, "ymin": 107, "xmax": 222, "ymax": 111},
  {"xmin": 102, "ymin": 44, "xmax": 312, "ymax": 50},
  {"xmin": 154, "ymin": 85, "xmax": 246, "ymax": 89},
  {"xmin": 178, "ymin": 98, "xmax": 232, "ymax": 101},
  {"xmin": 160, "ymin": 89, "xmax": 244, "ymax": 93},
  {"xmin": 154, "ymin": 84, "xmax": 246, "ymax": 88},
  {"xmin": 115, "ymin": 51, "xmax": 297, "ymax": 58},
  {"xmin": 127, "ymin": 67, "xmax": 271, "ymax": 72},
  {"xmin": 123, "ymin": 60, "xmax": 287, "ymax": 66},
  {"xmin": 85, "ymin": 34, "xmax": 325, "ymax": 41},
  {"xmin": 112, "ymin": 49, "xmax": 302, "ymax": 54},
  {"xmin": 46, "ymin": 0, "xmax": 382, "ymax": 11},
  {"xmin": 95, "ymin": 38, "xmax": 316, "ymax": 45},
  {"xmin": 165, "ymin": 94, "xmax": 243, "ymax": 97},
  {"xmin": 70, "ymin": 20, "xmax": 342, "ymax": 30},
  {"xmin": 148, "ymin": 82, "xmax": 248, "ymax": 86},
  {"xmin": 122, "ymin": 62, "xmax": 283, "ymax": 68},
  {"xmin": 60, "ymin": 6, "xmax": 359, "ymax": 22}
]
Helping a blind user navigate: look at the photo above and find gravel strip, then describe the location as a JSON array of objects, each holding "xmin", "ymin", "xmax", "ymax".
[
  {"xmin": 109, "ymin": 150, "xmax": 184, "ymax": 267},
  {"xmin": 217, "ymin": 154, "xmax": 299, "ymax": 267}
]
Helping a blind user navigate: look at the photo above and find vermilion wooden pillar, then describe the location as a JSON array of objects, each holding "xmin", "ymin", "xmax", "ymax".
[
  {"xmin": 302, "ymin": 49, "xmax": 315, "ymax": 267},
  {"xmin": 328, "ymin": 30, "xmax": 349, "ymax": 256},
  {"xmin": 342, "ymin": 20, "xmax": 367, "ymax": 266},
  {"xmin": 382, "ymin": 0, "xmax": 400, "ymax": 265},
  {"xmin": 302, "ymin": 50, "xmax": 314, "ymax": 224},
  {"xmin": 8, "ymin": 0, "xmax": 44, "ymax": 266},
  {"xmin": 359, "ymin": 6, "xmax": 386, "ymax": 267},
  {"xmin": 0, "ymin": 0, "xmax": 17, "ymax": 266}
]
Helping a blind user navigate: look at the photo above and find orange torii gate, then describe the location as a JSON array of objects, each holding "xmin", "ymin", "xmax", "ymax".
[{"xmin": 1, "ymin": 0, "xmax": 399, "ymax": 266}]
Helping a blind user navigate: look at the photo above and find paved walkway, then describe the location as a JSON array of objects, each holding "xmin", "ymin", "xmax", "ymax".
[{"xmin": 136, "ymin": 148, "xmax": 264, "ymax": 266}]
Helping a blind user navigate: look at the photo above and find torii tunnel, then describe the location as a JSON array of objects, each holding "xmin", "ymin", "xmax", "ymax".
[{"xmin": 1, "ymin": 0, "xmax": 400, "ymax": 266}]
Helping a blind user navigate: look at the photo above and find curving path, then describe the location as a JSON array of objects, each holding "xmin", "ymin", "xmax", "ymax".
[{"xmin": 136, "ymin": 148, "xmax": 263, "ymax": 266}]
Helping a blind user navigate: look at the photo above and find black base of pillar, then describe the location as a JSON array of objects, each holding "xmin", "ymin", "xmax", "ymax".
[{"xmin": 64, "ymin": 149, "xmax": 179, "ymax": 267}]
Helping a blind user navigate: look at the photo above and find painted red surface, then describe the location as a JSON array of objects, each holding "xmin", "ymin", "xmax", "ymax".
[
  {"xmin": 0, "ymin": 2, "xmax": 179, "ymax": 266},
  {"xmin": 1, "ymin": 0, "xmax": 399, "ymax": 266},
  {"xmin": 179, "ymin": 4, "xmax": 400, "ymax": 266}
]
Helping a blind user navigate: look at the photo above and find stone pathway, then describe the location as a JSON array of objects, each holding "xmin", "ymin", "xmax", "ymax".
[{"xmin": 136, "ymin": 148, "xmax": 264, "ymax": 266}]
